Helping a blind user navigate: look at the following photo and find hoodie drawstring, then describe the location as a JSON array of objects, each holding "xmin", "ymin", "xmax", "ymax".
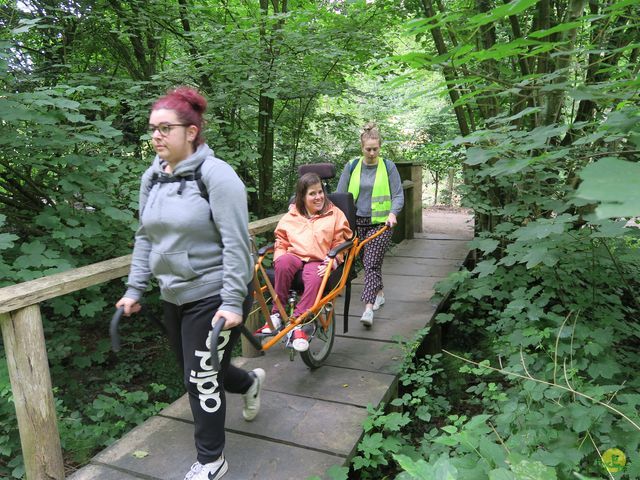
[{"xmin": 177, "ymin": 177, "xmax": 187, "ymax": 195}]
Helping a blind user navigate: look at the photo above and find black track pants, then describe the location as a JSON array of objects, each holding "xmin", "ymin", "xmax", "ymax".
[{"xmin": 163, "ymin": 293, "xmax": 254, "ymax": 464}]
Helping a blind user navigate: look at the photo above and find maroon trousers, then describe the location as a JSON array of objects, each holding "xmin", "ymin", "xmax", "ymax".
[{"xmin": 273, "ymin": 253, "xmax": 324, "ymax": 317}]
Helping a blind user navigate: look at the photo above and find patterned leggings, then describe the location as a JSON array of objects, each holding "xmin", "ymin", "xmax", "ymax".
[{"xmin": 356, "ymin": 216, "xmax": 393, "ymax": 305}]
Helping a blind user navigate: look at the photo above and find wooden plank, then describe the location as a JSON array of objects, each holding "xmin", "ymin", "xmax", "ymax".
[
  {"xmin": 0, "ymin": 215, "xmax": 283, "ymax": 315},
  {"xmin": 248, "ymin": 214, "xmax": 283, "ymax": 235},
  {"xmin": 0, "ymin": 308, "xmax": 65, "ymax": 479}
]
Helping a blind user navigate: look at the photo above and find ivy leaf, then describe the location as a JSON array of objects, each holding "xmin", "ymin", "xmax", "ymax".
[
  {"xmin": 465, "ymin": 147, "xmax": 493, "ymax": 166},
  {"xmin": 102, "ymin": 206, "xmax": 133, "ymax": 222},
  {"xmin": 521, "ymin": 246, "xmax": 558, "ymax": 269},
  {"xmin": 382, "ymin": 412, "xmax": 411, "ymax": 432},
  {"xmin": 576, "ymin": 157, "xmax": 640, "ymax": 218},
  {"xmin": 589, "ymin": 220, "xmax": 629, "ymax": 238},
  {"xmin": 394, "ymin": 454, "xmax": 434, "ymax": 478},
  {"xmin": 325, "ymin": 465, "xmax": 349, "ymax": 480},
  {"xmin": 509, "ymin": 459, "xmax": 557, "ymax": 479},
  {"xmin": 433, "ymin": 456, "xmax": 458, "ymax": 480},
  {"xmin": 512, "ymin": 216, "xmax": 574, "ymax": 241},
  {"xmin": 469, "ymin": 238, "xmax": 499, "ymax": 254},
  {"xmin": 0, "ymin": 233, "xmax": 18, "ymax": 251},
  {"xmin": 473, "ymin": 259, "xmax": 498, "ymax": 278},
  {"xmin": 489, "ymin": 468, "xmax": 515, "ymax": 480},
  {"xmin": 21, "ymin": 240, "xmax": 47, "ymax": 255},
  {"xmin": 382, "ymin": 435, "xmax": 403, "ymax": 453},
  {"xmin": 584, "ymin": 341, "xmax": 603, "ymax": 356},
  {"xmin": 588, "ymin": 358, "xmax": 622, "ymax": 380},
  {"xmin": 358, "ymin": 433, "xmax": 384, "ymax": 458},
  {"xmin": 64, "ymin": 238, "xmax": 83, "ymax": 249},
  {"xmin": 435, "ymin": 313, "xmax": 454, "ymax": 324},
  {"xmin": 78, "ymin": 299, "xmax": 107, "ymax": 318}
]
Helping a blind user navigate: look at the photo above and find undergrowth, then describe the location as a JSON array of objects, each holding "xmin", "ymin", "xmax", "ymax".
[
  {"xmin": 345, "ymin": 224, "xmax": 640, "ymax": 480},
  {"xmin": 0, "ymin": 282, "xmax": 184, "ymax": 478}
]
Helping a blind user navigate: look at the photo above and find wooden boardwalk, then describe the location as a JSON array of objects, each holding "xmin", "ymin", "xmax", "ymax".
[{"xmin": 69, "ymin": 212, "xmax": 473, "ymax": 480}]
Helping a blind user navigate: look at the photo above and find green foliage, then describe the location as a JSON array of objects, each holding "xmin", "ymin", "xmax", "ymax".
[
  {"xmin": 58, "ymin": 384, "xmax": 169, "ymax": 465},
  {"xmin": 0, "ymin": 360, "xmax": 23, "ymax": 479},
  {"xmin": 351, "ymin": 0, "xmax": 640, "ymax": 479}
]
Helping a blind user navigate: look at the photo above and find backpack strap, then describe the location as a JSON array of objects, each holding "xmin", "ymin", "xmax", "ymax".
[
  {"xmin": 349, "ymin": 157, "xmax": 390, "ymax": 175},
  {"xmin": 349, "ymin": 158, "xmax": 359, "ymax": 175},
  {"xmin": 147, "ymin": 160, "xmax": 208, "ymax": 201},
  {"xmin": 193, "ymin": 161, "xmax": 208, "ymax": 202}
]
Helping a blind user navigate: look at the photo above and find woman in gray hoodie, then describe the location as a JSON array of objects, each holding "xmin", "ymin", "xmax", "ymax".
[{"xmin": 116, "ymin": 87, "xmax": 263, "ymax": 480}]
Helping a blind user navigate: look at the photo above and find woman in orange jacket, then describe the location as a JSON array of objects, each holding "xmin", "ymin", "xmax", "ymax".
[{"xmin": 258, "ymin": 172, "xmax": 352, "ymax": 351}]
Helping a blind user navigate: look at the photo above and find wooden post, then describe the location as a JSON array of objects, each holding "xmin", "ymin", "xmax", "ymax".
[
  {"xmin": 396, "ymin": 162, "xmax": 424, "ymax": 236},
  {"xmin": 1, "ymin": 307, "xmax": 65, "ymax": 480},
  {"xmin": 410, "ymin": 163, "xmax": 423, "ymax": 234}
]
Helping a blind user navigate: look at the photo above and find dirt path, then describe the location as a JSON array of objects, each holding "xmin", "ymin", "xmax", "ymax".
[{"xmin": 422, "ymin": 206, "xmax": 474, "ymax": 239}]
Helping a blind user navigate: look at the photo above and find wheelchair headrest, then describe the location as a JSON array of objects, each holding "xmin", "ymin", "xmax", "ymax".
[{"xmin": 298, "ymin": 163, "xmax": 336, "ymax": 180}]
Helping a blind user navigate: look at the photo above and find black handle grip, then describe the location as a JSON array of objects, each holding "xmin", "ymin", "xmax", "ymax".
[
  {"xmin": 110, "ymin": 307, "xmax": 125, "ymax": 353},
  {"xmin": 209, "ymin": 318, "xmax": 227, "ymax": 372}
]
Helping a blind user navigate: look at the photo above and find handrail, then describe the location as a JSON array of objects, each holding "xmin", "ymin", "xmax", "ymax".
[{"xmin": 0, "ymin": 214, "xmax": 284, "ymax": 314}]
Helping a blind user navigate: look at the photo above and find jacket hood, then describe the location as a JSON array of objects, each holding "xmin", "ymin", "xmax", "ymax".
[{"xmin": 151, "ymin": 143, "xmax": 214, "ymax": 176}]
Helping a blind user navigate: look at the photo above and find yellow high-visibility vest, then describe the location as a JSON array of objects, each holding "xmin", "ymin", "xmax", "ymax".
[{"xmin": 347, "ymin": 158, "xmax": 391, "ymax": 224}]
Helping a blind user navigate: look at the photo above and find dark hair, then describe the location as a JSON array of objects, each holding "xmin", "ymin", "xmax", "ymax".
[
  {"xmin": 294, "ymin": 173, "xmax": 327, "ymax": 217},
  {"xmin": 360, "ymin": 122, "xmax": 381, "ymax": 146},
  {"xmin": 152, "ymin": 86, "xmax": 207, "ymax": 146}
]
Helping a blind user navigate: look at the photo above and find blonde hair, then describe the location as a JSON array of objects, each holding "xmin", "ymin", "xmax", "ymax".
[{"xmin": 360, "ymin": 122, "xmax": 381, "ymax": 145}]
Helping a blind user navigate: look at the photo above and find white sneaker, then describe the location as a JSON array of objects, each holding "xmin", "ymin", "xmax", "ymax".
[
  {"xmin": 242, "ymin": 368, "xmax": 265, "ymax": 421},
  {"xmin": 360, "ymin": 309, "xmax": 374, "ymax": 327},
  {"xmin": 372, "ymin": 294, "xmax": 385, "ymax": 311},
  {"xmin": 256, "ymin": 313, "xmax": 281, "ymax": 334},
  {"xmin": 184, "ymin": 454, "xmax": 228, "ymax": 480},
  {"xmin": 291, "ymin": 327, "xmax": 310, "ymax": 352}
]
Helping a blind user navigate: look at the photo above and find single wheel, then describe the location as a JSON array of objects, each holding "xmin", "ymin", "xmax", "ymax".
[{"xmin": 300, "ymin": 310, "xmax": 335, "ymax": 369}]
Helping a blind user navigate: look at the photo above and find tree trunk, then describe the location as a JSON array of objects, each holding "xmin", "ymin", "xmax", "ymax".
[
  {"xmin": 421, "ymin": 0, "xmax": 471, "ymax": 136},
  {"xmin": 447, "ymin": 168, "xmax": 455, "ymax": 206}
]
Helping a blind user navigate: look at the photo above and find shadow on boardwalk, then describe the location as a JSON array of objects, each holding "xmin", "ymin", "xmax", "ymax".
[{"xmin": 69, "ymin": 210, "xmax": 473, "ymax": 480}]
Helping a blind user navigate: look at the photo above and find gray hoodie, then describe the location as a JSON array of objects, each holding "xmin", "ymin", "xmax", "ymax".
[{"xmin": 124, "ymin": 144, "xmax": 253, "ymax": 315}]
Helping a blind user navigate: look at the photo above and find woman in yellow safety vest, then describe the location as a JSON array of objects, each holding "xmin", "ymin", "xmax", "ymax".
[{"xmin": 336, "ymin": 123, "xmax": 404, "ymax": 327}]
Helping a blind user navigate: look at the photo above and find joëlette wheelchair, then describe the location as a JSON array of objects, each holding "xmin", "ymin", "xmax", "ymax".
[
  {"xmin": 214, "ymin": 163, "xmax": 388, "ymax": 369},
  {"xmin": 110, "ymin": 163, "xmax": 388, "ymax": 371}
]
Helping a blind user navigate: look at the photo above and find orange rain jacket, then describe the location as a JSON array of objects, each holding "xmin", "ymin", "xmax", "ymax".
[{"xmin": 273, "ymin": 203, "xmax": 352, "ymax": 264}]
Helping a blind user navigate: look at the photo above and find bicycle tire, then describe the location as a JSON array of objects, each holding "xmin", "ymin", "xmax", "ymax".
[{"xmin": 300, "ymin": 310, "xmax": 335, "ymax": 369}]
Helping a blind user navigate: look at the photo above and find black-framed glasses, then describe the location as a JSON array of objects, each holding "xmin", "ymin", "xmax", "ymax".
[{"xmin": 148, "ymin": 123, "xmax": 190, "ymax": 136}]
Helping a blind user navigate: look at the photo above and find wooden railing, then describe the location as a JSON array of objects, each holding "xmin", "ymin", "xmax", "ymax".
[{"xmin": 0, "ymin": 174, "xmax": 421, "ymax": 479}]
